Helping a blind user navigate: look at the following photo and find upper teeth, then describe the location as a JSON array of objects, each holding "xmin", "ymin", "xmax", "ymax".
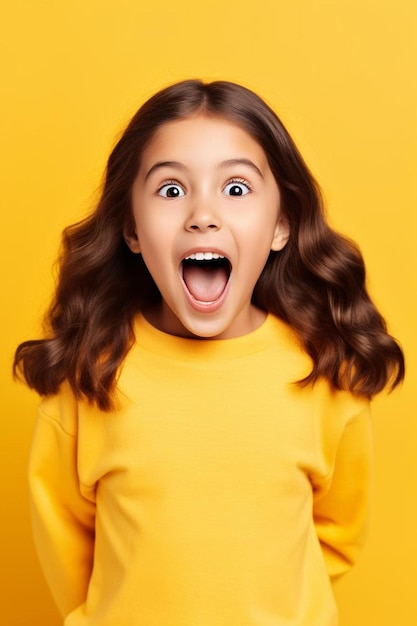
[{"xmin": 184, "ymin": 252, "xmax": 225, "ymax": 261}]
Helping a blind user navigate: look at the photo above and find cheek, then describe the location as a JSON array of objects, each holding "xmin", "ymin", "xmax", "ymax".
[
  {"xmin": 137, "ymin": 206, "xmax": 177, "ymax": 239},
  {"xmin": 242, "ymin": 213, "xmax": 279, "ymax": 249},
  {"xmin": 135, "ymin": 219, "xmax": 175, "ymax": 274}
]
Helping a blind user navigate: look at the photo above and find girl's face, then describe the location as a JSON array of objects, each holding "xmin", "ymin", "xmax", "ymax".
[{"xmin": 125, "ymin": 114, "xmax": 289, "ymax": 339}]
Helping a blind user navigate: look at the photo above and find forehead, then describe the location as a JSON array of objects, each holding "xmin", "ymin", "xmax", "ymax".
[{"xmin": 140, "ymin": 114, "xmax": 269, "ymax": 169}]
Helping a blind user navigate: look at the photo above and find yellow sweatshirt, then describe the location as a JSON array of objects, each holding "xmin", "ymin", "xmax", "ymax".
[{"xmin": 29, "ymin": 313, "xmax": 373, "ymax": 625}]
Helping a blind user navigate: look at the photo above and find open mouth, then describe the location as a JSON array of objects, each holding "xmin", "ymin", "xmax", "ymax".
[{"xmin": 181, "ymin": 252, "xmax": 232, "ymax": 304}]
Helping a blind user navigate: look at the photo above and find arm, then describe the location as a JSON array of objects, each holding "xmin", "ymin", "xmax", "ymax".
[
  {"xmin": 29, "ymin": 404, "xmax": 96, "ymax": 617},
  {"xmin": 313, "ymin": 405, "xmax": 373, "ymax": 579}
]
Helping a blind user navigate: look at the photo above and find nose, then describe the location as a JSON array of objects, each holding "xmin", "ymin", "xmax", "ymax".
[{"xmin": 185, "ymin": 204, "xmax": 221, "ymax": 232}]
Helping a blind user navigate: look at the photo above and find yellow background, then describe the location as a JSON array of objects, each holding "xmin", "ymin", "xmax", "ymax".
[{"xmin": 1, "ymin": 1, "xmax": 415, "ymax": 624}]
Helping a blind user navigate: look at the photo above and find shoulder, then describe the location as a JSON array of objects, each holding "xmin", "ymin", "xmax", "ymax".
[
  {"xmin": 37, "ymin": 382, "xmax": 80, "ymax": 438},
  {"xmin": 267, "ymin": 314, "xmax": 306, "ymax": 353},
  {"xmin": 262, "ymin": 314, "xmax": 314, "ymax": 382},
  {"xmin": 268, "ymin": 314, "xmax": 371, "ymax": 411}
]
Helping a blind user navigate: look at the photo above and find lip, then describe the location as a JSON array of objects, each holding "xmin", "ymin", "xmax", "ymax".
[{"xmin": 179, "ymin": 247, "xmax": 232, "ymax": 313}]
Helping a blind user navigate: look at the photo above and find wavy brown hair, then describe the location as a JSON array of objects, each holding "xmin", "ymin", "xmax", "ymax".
[{"xmin": 14, "ymin": 79, "xmax": 405, "ymax": 409}]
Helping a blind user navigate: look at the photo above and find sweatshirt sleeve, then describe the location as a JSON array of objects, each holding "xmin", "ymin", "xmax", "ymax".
[
  {"xmin": 312, "ymin": 405, "xmax": 373, "ymax": 580},
  {"xmin": 28, "ymin": 404, "xmax": 96, "ymax": 617}
]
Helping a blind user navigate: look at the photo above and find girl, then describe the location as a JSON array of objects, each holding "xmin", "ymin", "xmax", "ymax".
[{"xmin": 15, "ymin": 80, "xmax": 404, "ymax": 626}]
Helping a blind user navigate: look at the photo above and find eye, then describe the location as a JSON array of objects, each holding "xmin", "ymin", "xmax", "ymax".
[
  {"xmin": 223, "ymin": 179, "xmax": 252, "ymax": 196},
  {"xmin": 158, "ymin": 181, "xmax": 185, "ymax": 198}
]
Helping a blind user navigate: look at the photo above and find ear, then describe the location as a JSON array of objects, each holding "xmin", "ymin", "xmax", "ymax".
[
  {"xmin": 123, "ymin": 220, "xmax": 141, "ymax": 254},
  {"xmin": 271, "ymin": 215, "xmax": 290, "ymax": 251}
]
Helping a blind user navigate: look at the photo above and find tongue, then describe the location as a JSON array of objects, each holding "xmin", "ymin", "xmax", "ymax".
[{"xmin": 183, "ymin": 263, "xmax": 229, "ymax": 302}]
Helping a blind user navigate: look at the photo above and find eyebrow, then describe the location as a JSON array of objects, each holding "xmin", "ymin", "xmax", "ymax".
[
  {"xmin": 144, "ymin": 161, "xmax": 186, "ymax": 181},
  {"xmin": 220, "ymin": 159, "xmax": 264, "ymax": 179},
  {"xmin": 144, "ymin": 158, "xmax": 264, "ymax": 181}
]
